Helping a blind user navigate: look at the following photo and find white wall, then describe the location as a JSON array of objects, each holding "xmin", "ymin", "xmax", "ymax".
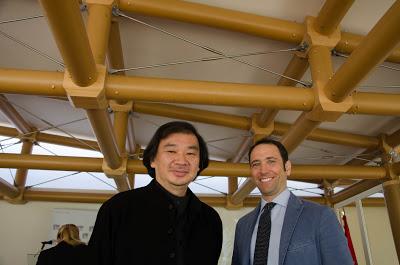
[{"xmin": 0, "ymin": 200, "xmax": 398, "ymax": 265}]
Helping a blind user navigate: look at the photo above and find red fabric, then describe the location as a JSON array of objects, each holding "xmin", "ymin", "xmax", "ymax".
[{"xmin": 342, "ymin": 214, "xmax": 358, "ymax": 265}]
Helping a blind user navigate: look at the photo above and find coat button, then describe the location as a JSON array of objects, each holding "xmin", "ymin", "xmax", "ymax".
[
  {"xmin": 167, "ymin": 228, "xmax": 173, "ymax": 234},
  {"xmin": 168, "ymin": 204, "xmax": 174, "ymax": 210},
  {"xmin": 169, "ymin": 252, "xmax": 176, "ymax": 258}
]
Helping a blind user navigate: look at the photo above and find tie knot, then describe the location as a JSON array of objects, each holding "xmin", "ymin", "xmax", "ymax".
[{"xmin": 263, "ymin": 202, "xmax": 276, "ymax": 212}]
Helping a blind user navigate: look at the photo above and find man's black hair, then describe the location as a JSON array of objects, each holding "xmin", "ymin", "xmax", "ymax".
[
  {"xmin": 142, "ymin": 121, "xmax": 209, "ymax": 178},
  {"xmin": 248, "ymin": 137, "xmax": 289, "ymax": 169}
]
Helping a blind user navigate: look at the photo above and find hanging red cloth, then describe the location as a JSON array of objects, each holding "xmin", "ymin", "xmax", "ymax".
[{"xmin": 342, "ymin": 213, "xmax": 358, "ymax": 265}]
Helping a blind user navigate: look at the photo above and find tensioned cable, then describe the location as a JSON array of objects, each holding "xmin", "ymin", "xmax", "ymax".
[
  {"xmin": 0, "ymin": 29, "xmax": 64, "ymax": 68},
  {"xmin": 206, "ymin": 133, "xmax": 252, "ymax": 144},
  {"xmin": 195, "ymin": 176, "xmax": 219, "ymax": 182},
  {"xmin": 207, "ymin": 143, "xmax": 234, "ymax": 155},
  {"xmin": 358, "ymin": 84, "xmax": 400, "ymax": 89},
  {"xmin": 0, "ymin": 15, "xmax": 44, "ymax": 24},
  {"xmin": 25, "ymin": 171, "xmax": 81, "ymax": 189},
  {"xmin": 110, "ymin": 48, "xmax": 299, "ymax": 74},
  {"xmin": 35, "ymin": 143, "xmax": 117, "ymax": 190},
  {"xmin": 115, "ymin": 10, "xmax": 311, "ymax": 87},
  {"xmin": 288, "ymin": 187, "xmax": 322, "ymax": 196},
  {"xmin": 300, "ymin": 150, "xmax": 383, "ymax": 162},
  {"xmin": 0, "ymin": 116, "xmax": 88, "ymax": 144},
  {"xmin": 7, "ymin": 100, "xmax": 99, "ymax": 152},
  {"xmin": 293, "ymin": 151, "xmax": 381, "ymax": 164},
  {"xmin": 0, "ymin": 115, "xmax": 89, "ymax": 145},
  {"xmin": 135, "ymin": 113, "xmax": 235, "ymax": 155},
  {"xmin": 333, "ymin": 50, "xmax": 400, "ymax": 72},
  {"xmin": 192, "ymin": 180, "xmax": 226, "ymax": 195},
  {"xmin": 0, "ymin": 140, "xmax": 22, "ymax": 151}
]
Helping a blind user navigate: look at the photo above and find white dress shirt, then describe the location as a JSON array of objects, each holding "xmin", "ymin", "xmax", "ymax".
[{"xmin": 250, "ymin": 188, "xmax": 290, "ymax": 265}]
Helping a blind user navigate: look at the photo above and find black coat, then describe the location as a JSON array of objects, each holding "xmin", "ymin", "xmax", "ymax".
[
  {"xmin": 88, "ymin": 180, "xmax": 223, "ymax": 265},
  {"xmin": 36, "ymin": 241, "xmax": 87, "ymax": 265}
]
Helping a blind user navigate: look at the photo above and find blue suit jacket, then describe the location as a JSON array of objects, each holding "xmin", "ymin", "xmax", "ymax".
[{"xmin": 231, "ymin": 192, "xmax": 353, "ymax": 265}]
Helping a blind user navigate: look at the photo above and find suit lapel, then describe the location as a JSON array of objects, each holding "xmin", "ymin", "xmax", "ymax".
[{"xmin": 279, "ymin": 193, "xmax": 303, "ymax": 265}]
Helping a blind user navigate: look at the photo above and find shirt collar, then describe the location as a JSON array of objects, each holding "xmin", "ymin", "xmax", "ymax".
[{"xmin": 260, "ymin": 188, "xmax": 290, "ymax": 210}]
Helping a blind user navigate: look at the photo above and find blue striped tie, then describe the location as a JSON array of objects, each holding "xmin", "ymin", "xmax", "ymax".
[{"xmin": 253, "ymin": 202, "xmax": 276, "ymax": 265}]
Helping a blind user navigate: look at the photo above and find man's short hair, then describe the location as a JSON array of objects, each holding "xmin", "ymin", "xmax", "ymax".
[
  {"xmin": 248, "ymin": 137, "xmax": 289, "ymax": 168},
  {"xmin": 142, "ymin": 121, "xmax": 209, "ymax": 178}
]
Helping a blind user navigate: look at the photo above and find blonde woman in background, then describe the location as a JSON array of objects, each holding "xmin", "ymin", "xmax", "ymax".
[{"xmin": 36, "ymin": 224, "xmax": 87, "ymax": 265}]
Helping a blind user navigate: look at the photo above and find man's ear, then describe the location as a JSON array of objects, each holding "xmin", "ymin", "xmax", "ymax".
[{"xmin": 285, "ymin": 160, "xmax": 292, "ymax": 176}]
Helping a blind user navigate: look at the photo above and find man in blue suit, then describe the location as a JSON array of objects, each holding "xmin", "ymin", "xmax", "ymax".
[{"xmin": 231, "ymin": 138, "xmax": 353, "ymax": 265}]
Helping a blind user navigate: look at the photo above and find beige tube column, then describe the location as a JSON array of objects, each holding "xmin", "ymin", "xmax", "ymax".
[
  {"xmin": 0, "ymin": 94, "xmax": 35, "ymax": 197},
  {"xmin": 383, "ymin": 177, "xmax": 400, "ymax": 261},
  {"xmin": 0, "ymin": 178, "xmax": 19, "ymax": 199},
  {"xmin": 14, "ymin": 140, "xmax": 34, "ymax": 190}
]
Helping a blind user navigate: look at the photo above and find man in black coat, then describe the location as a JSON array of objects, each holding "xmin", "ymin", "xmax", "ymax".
[{"xmin": 89, "ymin": 121, "xmax": 223, "ymax": 265}]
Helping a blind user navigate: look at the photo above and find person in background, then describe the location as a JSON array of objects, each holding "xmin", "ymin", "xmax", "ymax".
[
  {"xmin": 36, "ymin": 223, "xmax": 87, "ymax": 265},
  {"xmin": 231, "ymin": 138, "xmax": 353, "ymax": 265},
  {"xmin": 89, "ymin": 121, "xmax": 222, "ymax": 265}
]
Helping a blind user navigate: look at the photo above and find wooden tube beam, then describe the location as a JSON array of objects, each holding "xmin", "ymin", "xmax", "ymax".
[
  {"xmin": 134, "ymin": 102, "xmax": 249, "ymax": 130},
  {"xmin": 324, "ymin": 1, "xmax": 400, "ymax": 103},
  {"xmin": 330, "ymin": 179, "xmax": 382, "ymax": 204},
  {"xmin": 0, "ymin": 177, "xmax": 19, "ymax": 198},
  {"xmin": 1, "ymin": 68, "xmax": 400, "ymax": 115},
  {"xmin": 126, "ymin": 116, "xmax": 136, "ymax": 154},
  {"xmin": 86, "ymin": 109, "xmax": 122, "ymax": 169},
  {"xmin": 37, "ymin": 132, "xmax": 100, "ymax": 151},
  {"xmin": 257, "ymin": 54, "xmax": 309, "ymax": 127},
  {"xmin": 14, "ymin": 140, "xmax": 34, "ymax": 189},
  {"xmin": 119, "ymin": 0, "xmax": 304, "ymax": 44},
  {"xmin": 0, "ymin": 153, "xmax": 387, "ymax": 179},
  {"xmin": 24, "ymin": 189, "xmax": 116, "ymax": 204},
  {"xmin": 1, "ymin": 188, "xmax": 382, "ymax": 206},
  {"xmin": 134, "ymin": 102, "xmax": 378, "ymax": 148},
  {"xmin": 109, "ymin": 110, "xmax": 130, "ymax": 191},
  {"xmin": 303, "ymin": 125, "xmax": 378, "ymax": 148},
  {"xmin": 281, "ymin": 112, "xmax": 321, "ymax": 154},
  {"xmin": 314, "ymin": 0, "xmax": 354, "ymax": 35},
  {"xmin": 227, "ymin": 137, "xmax": 252, "ymax": 196},
  {"xmin": 39, "ymin": 0, "xmax": 97, "ymax": 86},
  {"xmin": 0, "ymin": 95, "xmax": 34, "ymax": 134},
  {"xmin": 0, "ymin": 153, "xmax": 104, "ymax": 172},
  {"xmin": 280, "ymin": 45, "xmax": 331, "ymax": 153},
  {"xmin": 291, "ymin": 165, "xmax": 386, "ymax": 180},
  {"xmin": 106, "ymin": 75, "xmax": 314, "ymax": 110},
  {"xmin": 0, "ymin": 69, "xmax": 65, "ymax": 96},
  {"xmin": 351, "ymin": 92, "xmax": 400, "ymax": 116},
  {"xmin": 86, "ymin": 2, "xmax": 113, "ymax": 64},
  {"xmin": 84, "ymin": 1, "xmax": 123, "ymax": 172},
  {"xmin": 231, "ymin": 179, "xmax": 255, "ymax": 205},
  {"xmin": 118, "ymin": 0, "xmax": 400, "ymax": 63},
  {"xmin": 0, "ymin": 111, "xmax": 377, "ymax": 156},
  {"xmin": 113, "ymin": 111, "xmax": 129, "ymax": 155},
  {"xmin": 107, "ymin": 18, "xmax": 126, "ymax": 73}
]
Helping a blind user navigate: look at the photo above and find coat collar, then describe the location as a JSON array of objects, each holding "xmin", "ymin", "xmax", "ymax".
[
  {"xmin": 148, "ymin": 179, "xmax": 202, "ymax": 216},
  {"xmin": 279, "ymin": 192, "xmax": 304, "ymax": 265}
]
